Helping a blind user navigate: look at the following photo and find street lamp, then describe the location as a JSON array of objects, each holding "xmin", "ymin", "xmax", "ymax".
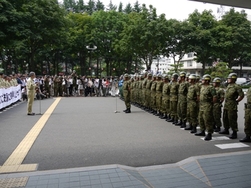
[{"xmin": 86, "ymin": 45, "xmax": 97, "ymax": 76}]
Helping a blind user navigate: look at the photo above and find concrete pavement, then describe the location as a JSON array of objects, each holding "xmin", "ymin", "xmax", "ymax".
[{"xmin": 0, "ymin": 96, "xmax": 251, "ymax": 187}]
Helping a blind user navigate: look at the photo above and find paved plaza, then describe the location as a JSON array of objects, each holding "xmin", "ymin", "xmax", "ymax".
[{"xmin": 0, "ymin": 97, "xmax": 251, "ymax": 187}]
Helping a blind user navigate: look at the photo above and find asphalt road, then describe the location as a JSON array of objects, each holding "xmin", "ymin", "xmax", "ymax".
[{"xmin": 0, "ymin": 96, "xmax": 250, "ymax": 171}]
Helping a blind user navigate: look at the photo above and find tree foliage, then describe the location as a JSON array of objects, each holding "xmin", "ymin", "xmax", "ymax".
[{"xmin": 1, "ymin": 0, "xmax": 251, "ymax": 78}]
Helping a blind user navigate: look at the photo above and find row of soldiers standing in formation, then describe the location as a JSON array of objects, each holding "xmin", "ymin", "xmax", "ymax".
[{"xmin": 123, "ymin": 72, "xmax": 251, "ymax": 142}]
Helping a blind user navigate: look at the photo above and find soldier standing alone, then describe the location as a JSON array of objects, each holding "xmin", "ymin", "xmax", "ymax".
[
  {"xmin": 123, "ymin": 74, "xmax": 131, "ymax": 113},
  {"xmin": 26, "ymin": 72, "xmax": 36, "ymax": 115}
]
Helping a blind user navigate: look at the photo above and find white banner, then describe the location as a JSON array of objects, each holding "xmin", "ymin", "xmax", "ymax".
[{"xmin": 0, "ymin": 85, "xmax": 21, "ymax": 110}]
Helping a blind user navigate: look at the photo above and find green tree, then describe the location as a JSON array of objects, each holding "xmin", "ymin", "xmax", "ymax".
[
  {"xmin": 206, "ymin": 62, "xmax": 232, "ymax": 79},
  {"xmin": 119, "ymin": 4, "xmax": 167, "ymax": 71},
  {"xmin": 187, "ymin": 10, "xmax": 218, "ymax": 75},
  {"xmin": 133, "ymin": 1, "xmax": 141, "ymax": 13},
  {"xmin": 212, "ymin": 8, "xmax": 251, "ymax": 72},
  {"xmin": 124, "ymin": 3, "xmax": 132, "ymax": 14},
  {"xmin": 107, "ymin": 0, "xmax": 117, "ymax": 11}
]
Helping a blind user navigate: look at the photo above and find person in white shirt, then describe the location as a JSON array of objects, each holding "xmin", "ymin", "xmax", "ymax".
[
  {"xmin": 77, "ymin": 77, "xmax": 83, "ymax": 96},
  {"xmin": 102, "ymin": 78, "xmax": 107, "ymax": 97},
  {"xmin": 94, "ymin": 77, "xmax": 99, "ymax": 96},
  {"xmin": 68, "ymin": 76, "xmax": 73, "ymax": 96}
]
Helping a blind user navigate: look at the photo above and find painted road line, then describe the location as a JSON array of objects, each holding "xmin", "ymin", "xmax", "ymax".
[
  {"xmin": 215, "ymin": 143, "xmax": 250, "ymax": 149},
  {"xmin": 0, "ymin": 98, "xmax": 61, "ymax": 174},
  {"xmin": 200, "ymin": 136, "xmax": 230, "ymax": 141}
]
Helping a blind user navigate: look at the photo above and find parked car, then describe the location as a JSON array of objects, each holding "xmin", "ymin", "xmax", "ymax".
[{"xmin": 236, "ymin": 78, "xmax": 248, "ymax": 85}]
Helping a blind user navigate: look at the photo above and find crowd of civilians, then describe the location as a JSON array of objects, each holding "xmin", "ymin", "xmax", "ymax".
[{"xmin": 0, "ymin": 72, "xmax": 122, "ymax": 103}]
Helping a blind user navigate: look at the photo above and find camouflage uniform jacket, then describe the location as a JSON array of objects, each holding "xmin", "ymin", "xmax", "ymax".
[
  {"xmin": 162, "ymin": 83, "xmax": 170, "ymax": 100},
  {"xmin": 178, "ymin": 81, "xmax": 188, "ymax": 101},
  {"xmin": 170, "ymin": 81, "xmax": 179, "ymax": 101},
  {"xmin": 224, "ymin": 83, "xmax": 244, "ymax": 110},
  {"xmin": 199, "ymin": 85, "xmax": 216, "ymax": 111},
  {"xmin": 187, "ymin": 84, "xmax": 199, "ymax": 101},
  {"xmin": 214, "ymin": 87, "xmax": 225, "ymax": 104}
]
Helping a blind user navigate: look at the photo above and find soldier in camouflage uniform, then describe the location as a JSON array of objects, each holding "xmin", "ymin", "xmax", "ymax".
[
  {"xmin": 161, "ymin": 75, "xmax": 170, "ymax": 120},
  {"xmin": 44, "ymin": 75, "xmax": 50, "ymax": 98},
  {"xmin": 145, "ymin": 73, "xmax": 153, "ymax": 111},
  {"xmin": 130, "ymin": 77, "xmax": 135, "ymax": 104},
  {"xmin": 195, "ymin": 74, "xmax": 217, "ymax": 141},
  {"xmin": 176, "ymin": 72, "xmax": 189, "ymax": 128},
  {"xmin": 219, "ymin": 73, "xmax": 244, "ymax": 139},
  {"xmin": 123, "ymin": 74, "xmax": 131, "ymax": 113},
  {"xmin": 134, "ymin": 75, "xmax": 139, "ymax": 106},
  {"xmin": 155, "ymin": 74, "xmax": 164, "ymax": 117},
  {"xmin": 212, "ymin": 77, "xmax": 225, "ymax": 132},
  {"xmin": 186, "ymin": 74, "xmax": 200, "ymax": 133},
  {"xmin": 138, "ymin": 75, "xmax": 144, "ymax": 107},
  {"xmin": 240, "ymin": 86, "xmax": 251, "ymax": 142},
  {"xmin": 150, "ymin": 75, "xmax": 157, "ymax": 115},
  {"xmin": 167, "ymin": 73, "xmax": 179, "ymax": 124},
  {"xmin": 142, "ymin": 72, "xmax": 148, "ymax": 110}
]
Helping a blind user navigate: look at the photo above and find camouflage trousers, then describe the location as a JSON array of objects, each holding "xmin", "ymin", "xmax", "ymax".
[
  {"xmin": 187, "ymin": 100, "xmax": 198, "ymax": 127},
  {"xmin": 145, "ymin": 90, "xmax": 151, "ymax": 108},
  {"xmin": 123, "ymin": 91, "xmax": 131, "ymax": 109},
  {"xmin": 156, "ymin": 92, "xmax": 162, "ymax": 112},
  {"xmin": 223, "ymin": 109, "xmax": 238, "ymax": 132},
  {"xmin": 199, "ymin": 104, "xmax": 214, "ymax": 133},
  {"xmin": 142, "ymin": 89, "xmax": 146, "ymax": 106},
  {"xmin": 244, "ymin": 108, "xmax": 251, "ymax": 136},
  {"xmin": 213, "ymin": 103, "xmax": 222, "ymax": 128},
  {"xmin": 170, "ymin": 100, "xmax": 178, "ymax": 119},
  {"xmin": 161, "ymin": 96, "xmax": 170, "ymax": 114},
  {"xmin": 177, "ymin": 98, "xmax": 187, "ymax": 121},
  {"xmin": 151, "ymin": 91, "xmax": 156, "ymax": 110},
  {"xmin": 130, "ymin": 89, "xmax": 134, "ymax": 103}
]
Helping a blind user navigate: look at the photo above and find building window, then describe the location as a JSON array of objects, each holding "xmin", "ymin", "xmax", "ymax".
[
  {"xmin": 187, "ymin": 52, "xmax": 194, "ymax": 58},
  {"xmin": 187, "ymin": 60, "xmax": 193, "ymax": 67}
]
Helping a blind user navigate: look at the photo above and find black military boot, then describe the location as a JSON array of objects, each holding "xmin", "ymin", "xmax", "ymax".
[
  {"xmin": 204, "ymin": 133, "xmax": 212, "ymax": 141},
  {"xmin": 190, "ymin": 126, "xmax": 197, "ymax": 134},
  {"xmin": 229, "ymin": 131, "xmax": 237, "ymax": 139},
  {"xmin": 185, "ymin": 124, "xmax": 192, "ymax": 130},
  {"xmin": 219, "ymin": 129, "xmax": 229, "ymax": 135},
  {"xmin": 166, "ymin": 114, "xmax": 171, "ymax": 121},
  {"xmin": 167, "ymin": 117, "xmax": 174, "ymax": 122},
  {"xmin": 123, "ymin": 108, "xmax": 128, "ymax": 112},
  {"xmin": 180, "ymin": 121, "xmax": 186, "ymax": 128},
  {"xmin": 214, "ymin": 127, "xmax": 221, "ymax": 133},
  {"xmin": 125, "ymin": 108, "xmax": 131, "ymax": 113},
  {"xmin": 173, "ymin": 118, "xmax": 178, "ymax": 125},
  {"xmin": 240, "ymin": 135, "xmax": 251, "ymax": 142},
  {"xmin": 195, "ymin": 130, "xmax": 205, "ymax": 136},
  {"xmin": 175, "ymin": 120, "xmax": 183, "ymax": 126},
  {"xmin": 160, "ymin": 113, "xmax": 166, "ymax": 119}
]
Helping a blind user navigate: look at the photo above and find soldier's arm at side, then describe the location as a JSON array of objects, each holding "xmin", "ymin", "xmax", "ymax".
[{"xmin": 236, "ymin": 86, "xmax": 244, "ymax": 103}]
